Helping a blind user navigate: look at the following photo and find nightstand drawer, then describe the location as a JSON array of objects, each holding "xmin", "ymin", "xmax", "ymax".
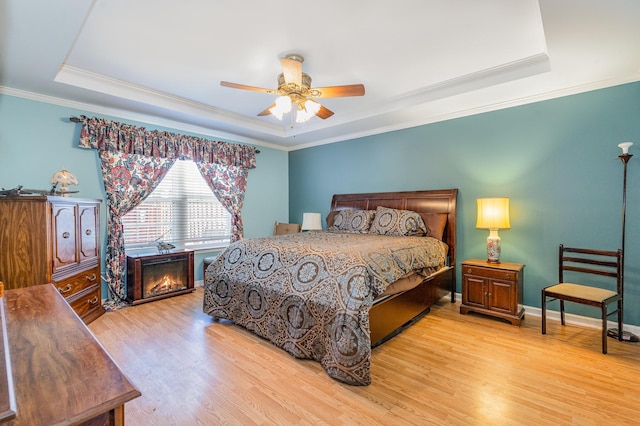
[
  {"xmin": 462, "ymin": 265, "xmax": 518, "ymax": 281},
  {"xmin": 53, "ymin": 266, "xmax": 100, "ymax": 298}
]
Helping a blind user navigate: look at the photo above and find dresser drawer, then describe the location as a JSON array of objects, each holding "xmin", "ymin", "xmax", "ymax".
[
  {"xmin": 53, "ymin": 266, "xmax": 100, "ymax": 298},
  {"xmin": 462, "ymin": 265, "xmax": 518, "ymax": 282},
  {"xmin": 67, "ymin": 285, "xmax": 102, "ymax": 318}
]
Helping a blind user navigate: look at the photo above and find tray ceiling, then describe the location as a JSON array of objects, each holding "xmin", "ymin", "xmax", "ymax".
[{"xmin": 1, "ymin": 0, "xmax": 639, "ymax": 150}]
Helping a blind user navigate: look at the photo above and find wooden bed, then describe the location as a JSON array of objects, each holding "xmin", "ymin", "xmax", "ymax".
[
  {"xmin": 330, "ymin": 189, "xmax": 457, "ymax": 347},
  {"xmin": 203, "ymin": 188, "xmax": 458, "ymax": 385}
]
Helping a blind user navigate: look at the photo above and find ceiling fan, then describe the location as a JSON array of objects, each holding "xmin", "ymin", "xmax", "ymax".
[{"xmin": 220, "ymin": 54, "xmax": 365, "ymax": 123}]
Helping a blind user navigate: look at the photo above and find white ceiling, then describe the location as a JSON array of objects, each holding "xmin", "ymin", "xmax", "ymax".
[{"xmin": 1, "ymin": 0, "xmax": 639, "ymax": 151}]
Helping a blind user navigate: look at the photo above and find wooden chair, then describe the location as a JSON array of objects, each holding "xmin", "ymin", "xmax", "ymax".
[
  {"xmin": 541, "ymin": 245, "xmax": 623, "ymax": 354},
  {"xmin": 274, "ymin": 221, "xmax": 301, "ymax": 235}
]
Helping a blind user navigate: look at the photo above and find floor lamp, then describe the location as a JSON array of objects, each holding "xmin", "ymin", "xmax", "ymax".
[{"xmin": 607, "ymin": 142, "xmax": 640, "ymax": 342}]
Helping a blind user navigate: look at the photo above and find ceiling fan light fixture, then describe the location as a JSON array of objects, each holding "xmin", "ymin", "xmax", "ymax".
[
  {"xmin": 269, "ymin": 95, "xmax": 292, "ymax": 120},
  {"xmin": 221, "ymin": 53, "xmax": 364, "ymax": 123},
  {"xmin": 305, "ymin": 99, "xmax": 321, "ymax": 115},
  {"xmin": 296, "ymin": 99, "xmax": 321, "ymax": 123}
]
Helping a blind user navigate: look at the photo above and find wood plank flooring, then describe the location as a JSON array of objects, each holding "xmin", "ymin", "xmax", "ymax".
[{"xmin": 88, "ymin": 288, "xmax": 640, "ymax": 425}]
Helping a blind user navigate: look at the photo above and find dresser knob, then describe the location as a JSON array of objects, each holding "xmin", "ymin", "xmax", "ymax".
[
  {"xmin": 62, "ymin": 232, "xmax": 70, "ymax": 239},
  {"xmin": 88, "ymin": 296, "xmax": 99, "ymax": 305},
  {"xmin": 506, "ymin": 274, "xmax": 511, "ymax": 279},
  {"xmin": 466, "ymin": 269, "xmax": 472, "ymax": 274},
  {"xmin": 85, "ymin": 273, "xmax": 97, "ymax": 281},
  {"xmin": 57, "ymin": 283, "xmax": 72, "ymax": 294},
  {"xmin": 85, "ymin": 229, "xmax": 92, "ymax": 236}
]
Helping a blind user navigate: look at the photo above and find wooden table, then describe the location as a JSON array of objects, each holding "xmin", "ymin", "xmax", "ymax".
[{"xmin": 1, "ymin": 284, "xmax": 140, "ymax": 425}]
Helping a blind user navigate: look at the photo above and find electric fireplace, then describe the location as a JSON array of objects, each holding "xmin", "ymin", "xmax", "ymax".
[{"xmin": 126, "ymin": 250, "xmax": 194, "ymax": 305}]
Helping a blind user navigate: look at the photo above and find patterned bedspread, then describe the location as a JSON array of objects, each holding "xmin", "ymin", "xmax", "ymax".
[{"xmin": 203, "ymin": 230, "xmax": 447, "ymax": 385}]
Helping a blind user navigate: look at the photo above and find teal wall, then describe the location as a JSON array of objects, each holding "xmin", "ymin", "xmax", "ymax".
[
  {"xmin": 0, "ymin": 94, "xmax": 289, "ymax": 284},
  {"xmin": 4, "ymin": 82, "xmax": 640, "ymax": 325},
  {"xmin": 289, "ymin": 82, "xmax": 640, "ymax": 326}
]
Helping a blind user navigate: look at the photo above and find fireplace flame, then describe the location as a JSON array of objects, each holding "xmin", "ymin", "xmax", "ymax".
[{"xmin": 146, "ymin": 274, "xmax": 185, "ymax": 297}]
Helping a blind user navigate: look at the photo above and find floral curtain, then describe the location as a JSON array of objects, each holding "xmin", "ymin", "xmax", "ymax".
[
  {"xmin": 196, "ymin": 163, "xmax": 249, "ymax": 242},
  {"xmin": 77, "ymin": 115, "xmax": 257, "ymax": 306},
  {"xmin": 99, "ymin": 151, "xmax": 175, "ymax": 306},
  {"xmin": 78, "ymin": 115, "xmax": 257, "ymax": 168}
]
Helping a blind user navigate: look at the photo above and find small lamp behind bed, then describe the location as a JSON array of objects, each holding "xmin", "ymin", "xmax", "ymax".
[
  {"xmin": 301, "ymin": 212, "xmax": 323, "ymax": 231},
  {"xmin": 476, "ymin": 198, "xmax": 510, "ymax": 263}
]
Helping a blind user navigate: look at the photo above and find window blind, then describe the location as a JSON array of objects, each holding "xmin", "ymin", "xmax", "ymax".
[{"xmin": 122, "ymin": 160, "xmax": 231, "ymax": 250}]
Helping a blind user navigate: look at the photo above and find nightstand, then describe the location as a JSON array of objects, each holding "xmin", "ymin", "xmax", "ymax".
[{"xmin": 460, "ymin": 259, "xmax": 525, "ymax": 326}]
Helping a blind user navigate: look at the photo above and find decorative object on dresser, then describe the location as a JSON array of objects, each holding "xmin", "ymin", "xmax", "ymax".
[
  {"xmin": 0, "ymin": 185, "xmax": 55, "ymax": 197},
  {"xmin": 607, "ymin": 141, "xmax": 639, "ymax": 343},
  {"xmin": 126, "ymin": 250, "xmax": 195, "ymax": 305},
  {"xmin": 460, "ymin": 259, "xmax": 525, "ymax": 325},
  {"xmin": 0, "ymin": 196, "xmax": 104, "ymax": 324},
  {"xmin": 301, "ymin": 212, "xmax": 322, "ymax": 231},
  {"xmin": 50, "ymin": 167, "xmax": 79, "ymax": 196},
  {"xmin": 3, "ymin": 284, "xmax": 140, "ymax": 424},
  {"xmin": 476, "ymin": 198, "xmax": 510, "ymax": 263}
]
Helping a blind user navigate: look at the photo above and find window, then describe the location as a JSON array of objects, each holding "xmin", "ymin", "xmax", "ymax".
[{"xmin": 122, "ymin": 160, "xmax": 231, "ymax": 251}]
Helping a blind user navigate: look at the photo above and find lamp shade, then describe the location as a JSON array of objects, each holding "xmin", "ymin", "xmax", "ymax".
[
  {"xmin": 618, "ymin": 141, "xmax": 633, "ymax": 154},
  {"xmin": 301, "ymin": 212, "xmax": 322, "ymax": 231},
  {"xmin": 476, "ymin": 198, "xmax": 510, "ymax": 229}
]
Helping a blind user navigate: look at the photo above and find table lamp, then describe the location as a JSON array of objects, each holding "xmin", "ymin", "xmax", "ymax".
[
  {"xmin": 476, "ymin": 198, "xmax": 510, "ymax": 263},
  {"xmin": 301, "ymin": 212, "xmax": 323, "ymax": 231},
  {"xmin": 50, "ymin": 168, "xmax": 79, "ymax": 196}
]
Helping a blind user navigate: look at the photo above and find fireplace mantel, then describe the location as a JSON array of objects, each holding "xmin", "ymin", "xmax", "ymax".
[{"xmin": 126, "ymin": 250, "xmax": 194, "ymax": 305}]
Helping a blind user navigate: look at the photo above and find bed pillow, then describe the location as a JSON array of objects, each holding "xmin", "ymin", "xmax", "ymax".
[
  {"xmin": 326, "ymin": 211, "xmax": 339, "ymax": 228},
  {"xmin": 419, "ymin": 213, "xmax": 448, "ymax": 241},
  {"xmin": 369, "ymin": 206, "xmax": 427, "ymax": 236},
  {"xmin": 328, "ymin": 209, "xmax": 375, "ymax": 233}
]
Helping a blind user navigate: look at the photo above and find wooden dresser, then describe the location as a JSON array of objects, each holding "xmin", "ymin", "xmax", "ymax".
[
  {"xmin": 0, "ymin": 284, "xmax": 140, "ymax": 425},
  {"xmin": 0, "ymin": 196, "xmax": 105, "ymax": 323}
]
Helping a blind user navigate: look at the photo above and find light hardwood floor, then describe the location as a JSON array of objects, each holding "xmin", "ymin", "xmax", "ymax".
[{"xmin": 89, "ymin": 288, "xmax": 640, "ymax": 425}]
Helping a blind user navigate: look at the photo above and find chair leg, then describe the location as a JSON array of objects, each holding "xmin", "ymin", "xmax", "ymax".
[
  {"xmin": 541, "ymin": 290, "xmax": 547, "ymax": 335},
  {"xmin": 618, "ymin": 299, "xmax": 624, "ymax": 342},
  {"xmin": 560, "ymin": 300, "xmax": 566, "ymax": 325},
  {"xmin": 602, "ymin": 304, "xmax": 608, "ymax": 354}
]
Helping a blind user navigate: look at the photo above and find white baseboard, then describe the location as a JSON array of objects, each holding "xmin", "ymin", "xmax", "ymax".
[
  {"xmin": 454, "ymin": 292, "xmax": 640, "ymax": 336},
  {"xmin": 195, "ymin": 279, "xmax": 204, "ymax": 287}
]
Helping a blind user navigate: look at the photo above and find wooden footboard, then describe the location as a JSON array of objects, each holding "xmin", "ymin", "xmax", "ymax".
[
  {"xmin": 330, "ymin": 189, "xmax": 458, "ymax": 348},
  {"xmin": 370, "ymin": 266, "xmax": 454, "ymax": 347}
]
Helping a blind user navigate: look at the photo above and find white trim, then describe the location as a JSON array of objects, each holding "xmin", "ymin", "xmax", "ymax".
[
  {"xmin": 2, "ymin": 73, "xmax": 640, "ymax": 152},
  {"xmin": 0, "ymin": 86, "xmax": 286, "ymax": 151},
  {"xmin": 454, "ymin": 292, "xmax": 640, "ymax": 336},
  {"xmin": 289, "ymin": 74, "xmax": 640, "ymax": 151}
]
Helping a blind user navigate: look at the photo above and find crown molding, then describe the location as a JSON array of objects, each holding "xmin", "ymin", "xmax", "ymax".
[
  {"xmin": 290, "ymin": 74, "xmax": 640, "ymax": 151},
  {"xmin": 0, "ymin": 85, "xmax": 288, "ymax": 151},
  {"xmin": 3, "ymin": 71, "xmax": 639, "ymax": 153}
]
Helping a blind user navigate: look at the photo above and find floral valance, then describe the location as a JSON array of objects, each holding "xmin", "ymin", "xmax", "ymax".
[{"xmin": 77, "ymin": 115, "xmax": 257, "ymax": 169}]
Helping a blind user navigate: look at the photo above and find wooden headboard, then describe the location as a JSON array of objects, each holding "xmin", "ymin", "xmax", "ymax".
[{"xmin": 330, "ymin": 189, "xmax": 458, "ymax": 267}]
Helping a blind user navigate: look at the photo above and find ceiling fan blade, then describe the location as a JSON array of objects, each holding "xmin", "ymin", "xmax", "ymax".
[
  {"xmin": 313, "ymin": 84, "xmax": 365, "ymax": 98},
  {"xmin": 220, "ymin": 81, "xmax": 274, "ymax": 93},
  {"xmin": 281, "ymin": 58, "xmax": 302, "ymax": 87},
  {"xmin": 316, "ymin": 105, "xmax": 334, "ymax": 119},
  {"xmin": 257, "ymin": 103, "xmax": 276, "ymax": 116}
]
